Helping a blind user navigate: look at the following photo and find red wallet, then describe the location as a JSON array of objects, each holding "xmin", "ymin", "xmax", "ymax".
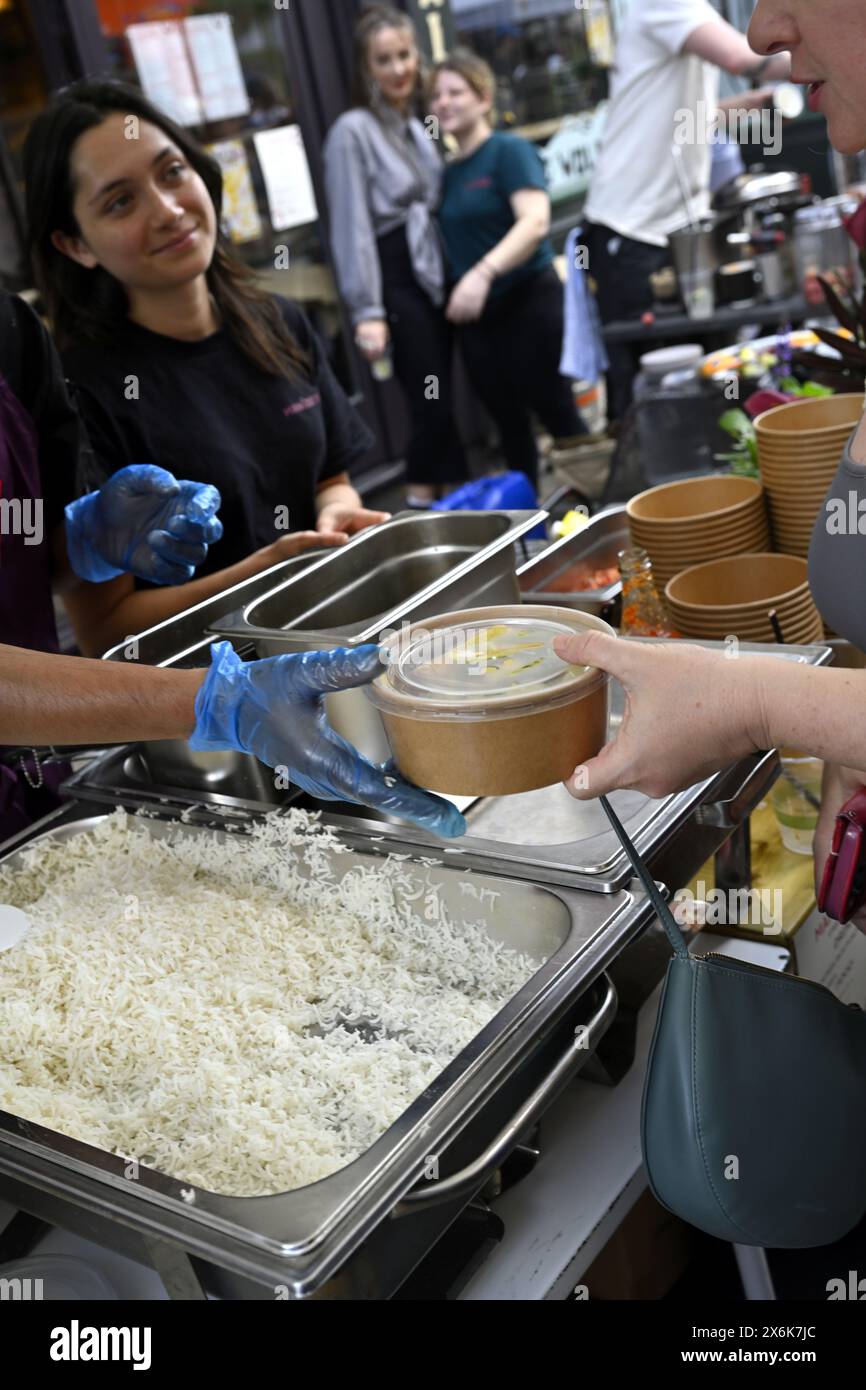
[{"xmin": 817, "ymin": 786, "xmax": 866, "ymax": 923}]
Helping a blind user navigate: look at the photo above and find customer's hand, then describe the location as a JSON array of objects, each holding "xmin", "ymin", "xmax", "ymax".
[
  {"xmin": 446, "ymin": 268, "xmax": 491, "ymax": 324},
  {"xmin": 189, "ymin": 641, "xmax": 466, "ymax": 838},
  {"xmin": 65, "ymin": 465, "xmax": 222, "ymax": 585},
  {"xmin": 317, "ymin": 505, "xmax": 391, "ymax": 537},
  {"xmin": 814, "ymin": 762, "xmax": 866, "ymax": 937},
  {"xmin": 551, "ymin": 632, "xmax": 766, "ymax": 799},
  {"xmin": 354, "ymin": 318, "xmax": 390, "ymax": 362}
]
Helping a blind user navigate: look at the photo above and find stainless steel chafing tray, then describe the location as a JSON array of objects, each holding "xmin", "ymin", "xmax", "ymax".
[
  {"xmin": 516, "ymin": 505, "xmax": 629, "ymax": 617},
  {"xmin": 101, "ymin": 545, "xmax": 329, "ymax": 668},
  {"xmin": 0, "ymin": 808, "xmax": 654, "ymax": 1301},
  {"xmin": 67, "ymin": 637, "xmax": 830, "ymax": 887},
  {"xmin": 61, "ymin": 744, "xmax": 301, "ymax": 824},
  {"xmin": 208, "ymin": 509, "xmax": 544, "ymax": 653}
]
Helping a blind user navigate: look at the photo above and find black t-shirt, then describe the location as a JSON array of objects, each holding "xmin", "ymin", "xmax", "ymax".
[{"xmin": 61, "ymin": 297, "xmax": 375, "ymax": 579}]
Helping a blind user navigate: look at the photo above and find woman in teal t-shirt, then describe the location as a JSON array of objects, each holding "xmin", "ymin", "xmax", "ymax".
[{"xmin": 431, "ymin": 50, "xmax": 585, "ymax": 489}]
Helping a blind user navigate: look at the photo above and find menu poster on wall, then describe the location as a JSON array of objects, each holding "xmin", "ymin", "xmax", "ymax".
[
  {"xmin": 253, "ymin": 125, "xmax": 318, "ymax": 232},
  {"xmin": 206, "ymin": 139, "xmax": 263, "ymax": 244},
  {"xmin": 127, "ymin": 21, "xmax": 203, "ymax": 127},
  {"xmin": 184, "ymin": 13, "xmax": 250, "ymax": 123}
]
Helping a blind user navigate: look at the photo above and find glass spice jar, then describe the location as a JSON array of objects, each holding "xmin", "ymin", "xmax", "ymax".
[{"xmin": 618, "ymin": 547, "xmax": 681, "ymax": 638}]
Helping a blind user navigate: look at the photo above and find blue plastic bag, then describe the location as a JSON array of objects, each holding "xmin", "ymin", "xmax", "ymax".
[{"xmin": 431, "ymin": 472, "xmax": 546, "ymax": 540}]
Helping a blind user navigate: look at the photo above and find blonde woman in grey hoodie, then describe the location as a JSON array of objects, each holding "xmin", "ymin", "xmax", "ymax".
[{"xmin": 324, "ymin": 5, "xmax": 468, "ymax": 507}]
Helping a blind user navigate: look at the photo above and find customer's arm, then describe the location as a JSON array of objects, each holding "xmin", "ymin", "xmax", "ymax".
[
  {"xmin": 0, "ymin": 644, "xmax": 202, "ymax": 745},
  {"xmin": 550, "ymin": 633, "xmax": 866, "ymax": 800},
  {"xmin": 61, "ymin": 532, "xmax": 346, "ymax": 658},
  {"xmin": 684, "ymin": 19, "xmax": 790, "ymax": 81}
]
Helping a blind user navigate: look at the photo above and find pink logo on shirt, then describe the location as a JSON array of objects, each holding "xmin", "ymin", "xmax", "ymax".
[
  {"xmin": 283, "ymin": 392, "xmax": 322, "ymax": 418},
  {"xmin": 465, "ymin": 176, "xmax": 493, "ymax": 190}
]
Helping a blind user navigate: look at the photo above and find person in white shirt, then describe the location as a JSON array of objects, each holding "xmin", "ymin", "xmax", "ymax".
[{"xmin": 584, "ymin": 0, "xmax": 790, "ymax": 422}]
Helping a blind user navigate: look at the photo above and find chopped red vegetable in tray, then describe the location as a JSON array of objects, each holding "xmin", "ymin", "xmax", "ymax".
[{"xmin": 537, "ymin": 563, "xmax": 621, "ymax": 593}]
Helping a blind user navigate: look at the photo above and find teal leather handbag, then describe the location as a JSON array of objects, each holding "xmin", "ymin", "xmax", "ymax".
[{"xmin": 602, "ymin": 796, "xmax": 866, "ymax": 1250}]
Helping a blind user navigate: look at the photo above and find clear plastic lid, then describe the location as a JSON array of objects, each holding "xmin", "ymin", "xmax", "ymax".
[{"xmin": 371, "ymin": 615, "xmax": 606, "ymax": 721}]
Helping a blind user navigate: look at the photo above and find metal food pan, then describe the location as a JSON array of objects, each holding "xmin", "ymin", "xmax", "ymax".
[
  {"xmin": 0, "ymin": 810, "xmax": 653, "ymax": 1300},
  {"xmin": 517, "ymin": 506, "xmax": 629, "ymax": 616},
  {"xmin": 61, "ymin": 744, "xmax": 299, "ymax": 824},
  {"xmin": 209, "ymin": 509, "xmax": 545, "ymax": 653},
  {"xmin": 101, "ymin": 547, "xmax": 330, "ymax": 669}
]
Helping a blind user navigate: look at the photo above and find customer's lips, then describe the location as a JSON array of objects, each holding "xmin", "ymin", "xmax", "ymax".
[
  {"xmin": 153, "ymin": 226, "xmax": 198, "ymax": 255},
  {"xmin": 807, "ymin": 81, "xmax": 826, "ymax": 113}
]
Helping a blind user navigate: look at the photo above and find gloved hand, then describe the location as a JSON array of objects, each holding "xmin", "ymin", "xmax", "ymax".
[
  {"xmin": 65, "ymin": 464, "xmax": 223, "ymax": 585},
  {"xmin": 189, "ymin": 641, "xmax": 467, "ymax": 839}
]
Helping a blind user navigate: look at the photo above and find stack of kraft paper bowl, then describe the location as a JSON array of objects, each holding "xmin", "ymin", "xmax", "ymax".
[
  {"xmin": 664, "ymin": 553, "xmax": 824, "ymax": 643},
  {"xmin": 626, "ymin": 475, "xmax": 770, "ymax": 592},
  {"xmin": 755, "ymin": 394, "xmax": 864, "ymax": 557}
]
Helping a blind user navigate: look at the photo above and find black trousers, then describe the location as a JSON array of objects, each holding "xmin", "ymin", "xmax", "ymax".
[
  {"xmin": 458, "ymin": 266, "xmax": 585, "ymax": 491},
  {"xmin": 378, "ymin": 227, "xmax": 468, "ymax": 487},
  {"xmin": 583, "ymin": 222, "xmax": 672, "ymax": 425}
]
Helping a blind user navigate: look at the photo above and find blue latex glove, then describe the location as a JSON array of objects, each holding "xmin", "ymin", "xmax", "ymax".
[
  {"xmin": 189, "ymin": 641, "xmax": 467, "ymax": 839},
  {"xmin": 65, "ymin": 464, "xmax": 223, "ymax": 585}
]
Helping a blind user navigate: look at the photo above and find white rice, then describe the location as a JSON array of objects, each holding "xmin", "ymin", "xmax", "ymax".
[{"xmin": 0, "ymin": 811, "xmax": 538, "ymax": 1196}]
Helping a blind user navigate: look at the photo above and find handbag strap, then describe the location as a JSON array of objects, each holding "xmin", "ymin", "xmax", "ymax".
[{"xmin": 600, "ymin": 795, "xmax": 689, "ymax": 958}]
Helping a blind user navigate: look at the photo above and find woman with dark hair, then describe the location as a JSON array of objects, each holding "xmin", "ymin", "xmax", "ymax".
[
  {"xmin": 23, "ymin": 80, "xmax": 386, "ymax": 655},
  {"xmin": 323, "ymin": 4, "xmax": 468, "ymax": 508},
  {"xmin": 430, "ymin": 50, "xmax": 586, "ymax": 491}
]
